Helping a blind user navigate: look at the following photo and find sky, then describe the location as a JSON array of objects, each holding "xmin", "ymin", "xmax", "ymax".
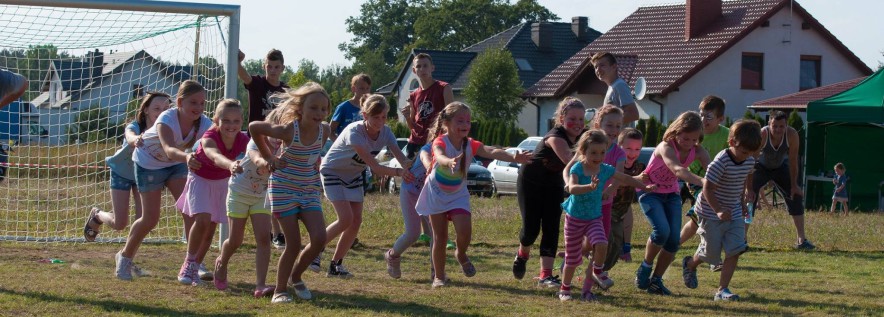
[{"xmin": 186, "ymin": 0, "xmax": 883, "ymax": 70}]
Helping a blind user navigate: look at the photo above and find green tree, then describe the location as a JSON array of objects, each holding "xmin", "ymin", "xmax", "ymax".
[
  {"xmin": 645, "ymin": 116, "xmax": 659, "ymax": 147},
  {"xmin": 67, "ymin": 105, "xmax": 119, "ymax": 143},
  {"xmin": 463, "ymin": 48, "xmax": 523, "ymax": 122},
  {"xmin": 788, "ymin": 109, "xmax": 805, "ymax": 155}
]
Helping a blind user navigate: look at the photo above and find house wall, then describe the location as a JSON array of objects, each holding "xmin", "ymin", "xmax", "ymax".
[
  {"xmin": 660, "ymin": 8, "xmax": 868, "ymax": 123},
  {"xmin": 72, "ymin": 60, "xmax": 179, "ymax": 124}
]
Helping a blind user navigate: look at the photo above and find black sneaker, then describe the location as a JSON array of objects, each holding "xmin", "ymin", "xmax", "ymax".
[
  {"xmin": 351, "ymin": 238, "xmax": 365, "ymax": 250},
  {"xmin": 327, "ymin": 260, "xmax": 354, "ymax": 279},
  {"xmin": 272, "ymin": 233, "xmax": 286, "ymax": 250},
  {"xmin": 512, "ymin": 256, "xmax": 527, "ymax": 280},
  {"xmin": 795, "ymin": 240, "xmax": 816, "ymax": 250}
]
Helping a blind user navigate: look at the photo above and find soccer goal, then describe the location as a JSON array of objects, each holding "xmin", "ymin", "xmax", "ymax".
[{"xmin": 0, "ymin": 0, "xmax": 240, "ymax": 243}]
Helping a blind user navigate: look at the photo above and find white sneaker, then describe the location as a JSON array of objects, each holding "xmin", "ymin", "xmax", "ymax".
[
  {"xmin": 114, "ymin": 251, "xmax": 133, "ymax": 281},
  {"xmin": 177, "ymin": 261, "xmax": 201, "ymax": 285},
  {"xmin": 308, "ymin": 254, "xmax": 322, "ymax": 273},
  {"xmin": 592, "ymin": 270, "xmax": 615, "ymax": 290},
  {"xmin": 198, "ymin": 263, "xmax": 213, "ymax": 281},
  {"xmin": 432, "ymin": 277, "xmax": 446, "ymax": 289}
]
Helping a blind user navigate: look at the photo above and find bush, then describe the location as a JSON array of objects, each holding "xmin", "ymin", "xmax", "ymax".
[
  {"xmin": 387, "ymin": 119, "xmax": 409, "ymax": 138},
  {"xmin": 67, "ymin": 106, "xmax": 122, "ymax": 144},
  {"xmin": 469, "ymin": 119, "xmax": 527, "ymax": 147}
]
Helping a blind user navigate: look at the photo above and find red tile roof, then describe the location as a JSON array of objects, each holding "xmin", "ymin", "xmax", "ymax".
[
  {"xmin": 749, "ymin": 77, "xmax": 865, "ymax": 109},
  {"xmin": 524, "ymin": 0, "xmax": 872, "ymax": 98}
]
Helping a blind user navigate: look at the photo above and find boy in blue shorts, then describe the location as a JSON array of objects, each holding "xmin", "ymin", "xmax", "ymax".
[{"xmin": 681, "ymin": 119, "xmax": 762, "ymax": 301}]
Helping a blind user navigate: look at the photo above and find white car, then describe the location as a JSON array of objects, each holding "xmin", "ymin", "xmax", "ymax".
[
  {"xmin": 489, "ymin": 148, "xmax": 522, "ymax": 195},
  {"xmin": 375, "ymin": 138, "xmax": 409, "ymax": 164},
  {"xmin": 517, "ymin": 136, "xmax": 542, "ymax": 152}
]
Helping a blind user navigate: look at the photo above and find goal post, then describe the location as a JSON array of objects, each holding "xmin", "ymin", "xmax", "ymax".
[{"xmin": 0, "ymin": 0, "xmax": 240, "ymax": 243}]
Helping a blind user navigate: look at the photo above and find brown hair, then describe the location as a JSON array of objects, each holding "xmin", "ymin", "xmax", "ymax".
[
  {"xmin": 618, "ymin": 127, "xmax": 643, "ymax": 145},
  {"xmin": 265, "ymin": 48, "xmax": 284, "ymax": 64},
  {"xmin": 769, "ymin": 110, "xmax": 787, "ymax": 121},
  {"xmin": 592, "ymin": 104, "xmax": 624, "ymax": 129},
  {"xmin": 360, "ymin": 94, "xmax": 388, "ymax": 117},
  {"xmin": 575, "ymin": 129, "xmax": 610, "ymax": 160},
  {"xmin": 275, "ymin": 82, "xmax": 330, "ymax": 126},
  {"xmin": 429, "ymin": 102, "xmax": 471, "ymax": 177},
  {"xmin": 135, "ymin": 91, "xmax": 170, "ymax": 131},
  {"xmin": 590, "ymin": 52, "xmax": 616, "ymax": 66},
  {"xmin": 176, "ymin": 80, "xmax": 206, "ymax": 149},
  {"xmin": 699, "ymin": 95, "xmax": 726, "ymax": 118},
  {"xmin": 413, "ymin": 53, "xmax": 434, "ymax": 64},
  {"xmin": 553, "ymin": 97, "xmax": 586, "ymax": 127},
  {"xmin": 729, "ymin": 119, "xmax": 762, "ymax": 152},
  {"xmin": 834, "ymin": 162, "xmax": 845, "ymax": 171},
  {"xmin": 662, "ymin": 111, "xmax": 703, "ymax": 142},
  {"xmin": 351, "ymin": 73, "xmax": 372, "ymax": 87}
]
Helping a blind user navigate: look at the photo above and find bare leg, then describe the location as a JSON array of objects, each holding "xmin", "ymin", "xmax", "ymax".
[
  {"xmin": 792, "ymin": 215, "xmax": 807, "ymax": 243},
  {"xmin": 843, "ymin": 201, "xmax": 849, "ymax": 216},
  {"xmin": 679, "ymin": 220, "xmax": 698, "ymax": 245},
  {"xmin": 289, "ymin": 212, "xmax": 326, "ymax": 284},
  {"xmin": 250, "ymin": 214, "xmax": 272, "ymax": 287},
  {"xmin": 332, "ymin": 202, "xmax": 363, "ymax": 261},
  {"xmin": 274, "ymin": 215, "xmax": 301, "ymax": 294},
  {"xmin": 324, "ymin": 200, "xmax": 355, "ymax": 254},
  {"xmin": 450, "ymin": 214, "xmax": 472, "ymax": 265},
  {"xmin": 96, "ymin": 188, "xmax": 132, "ymax": 231},
  {"xmin": 217, "ymin": 217, "xmax": 248, "ymax": 284},
  {"xmin": 121, "ymin": 189, "xmax": 162, "ymax": 258},
  {"xmin": 185, "ymin": 213, "xmax": 212, "ymax": 261},
  {"xmin": 643, "ymin": 238, "xmax": 661, "ymax": 266},
  {"xmin": 718, "ymin": 254, "xmax": 739, "ymax": 290},
  {"xmin": 429, "ymin": 213, "xmax": 449, "ymax": 280},
  {"xmin": 195, "ymin": 221, "xmax": 216, "ymax": 264},
  {"xmin": 653, "ymin": 250, "xmax": 675, "ymax": 277}
]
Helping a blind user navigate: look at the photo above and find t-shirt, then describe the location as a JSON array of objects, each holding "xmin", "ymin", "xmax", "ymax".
[
  {"xmin": 689, "ymin": 125, "xmax": 729, "ymax": 176},
  {"xmin": 229, "ymin": 139, "xmax": 281, "ymax": 196},
  {"xmin": 562, "ymin": 162, "xmax": 615, "ymax": 221},
  {"xmin": 520, "ymin": 126, "xmax": 585, "ymax": 186},
  {"xmin": 402, "ymin": 144, "xmax": 432, "ymax": 195},
  {"xmin": 611, "ymin": 160, "xmax": 646, "ymax": 220},
  {"xmin": 407, "ymin": 80, "xmax": 449, "ymax": 144},
  {"xmin": 604, "ymin": 78, "xmax": 634, "ymax": 108},
  {"xmin": 331, "ymin": 100, "xmax": 363, "ymax": 136},
  {"xmin": 695, "ymin": 149, "xmax": 755, "ymax": 220},
  {"xmin": 415, "ymin": 135, "xmax": 483, "ymax": 216},
  {"xmin": 132, "ymin": 108, "xmax": 213, "ymax": 170},
  {"xmin": 105, "ymin": 121, "xmax": 141, "ymax": 180},
  {"xmin": 245, "ymin": 75, "xmax": 289, "ymax": 123},
  {"xmin": 320, "ymin": 121, "xmax": 397, "ymax": 179},
  {"xmin": 192, "ymin": 129, "xmax": 249, "ymax": 180},
  {"xmin": 602, "ymin": 143, "xmax": 627, "ymax": 204},
  {"xmin": 833, "ymin": 174, "xmax": 849, "ymax": 198}
]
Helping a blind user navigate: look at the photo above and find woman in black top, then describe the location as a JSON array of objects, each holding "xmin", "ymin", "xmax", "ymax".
[{"xmin": 512, "ymin": 97, "xmax": 587, "ymax": 287}]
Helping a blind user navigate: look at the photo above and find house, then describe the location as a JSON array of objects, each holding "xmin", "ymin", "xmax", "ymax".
[
  {"xmin": 525, "ymin": 0, "xmax": 872, "ymax": 127},
  {"xmin": 748, "ymin": 76, "xmax": 866, "ymax": 111},
  {"xmin": 26, "ymin": 50, "xmax": 195, "ymax": 145},
  {"xmin": 378, "ymin": 17, "xmax": 601, "ymax": 135}
]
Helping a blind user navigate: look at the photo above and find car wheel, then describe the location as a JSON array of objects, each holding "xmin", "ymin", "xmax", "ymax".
[{"xmin": 387, "ymin": 178, "xmax": 398, "ymax": 194}]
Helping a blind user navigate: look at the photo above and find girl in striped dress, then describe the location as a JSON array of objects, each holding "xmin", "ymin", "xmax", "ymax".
[{"xmin": 249, "ymin": 82, "xmax": 331, "ymax": 303}]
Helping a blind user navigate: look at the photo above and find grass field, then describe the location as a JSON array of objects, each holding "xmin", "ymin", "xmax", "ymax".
[{"xmin": 0, "ymin": 194, "xmax": 882, "ymax": 316}]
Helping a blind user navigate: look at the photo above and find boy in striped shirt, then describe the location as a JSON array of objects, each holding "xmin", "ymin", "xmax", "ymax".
[{"xmin": 681, "ymin": 120, "xmax": 763, "ymax": 301}]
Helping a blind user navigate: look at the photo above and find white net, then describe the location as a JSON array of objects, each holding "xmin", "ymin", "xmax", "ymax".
[{"xmin": 0, "ymin": 2, "xmax": 233, "ymax": 242}]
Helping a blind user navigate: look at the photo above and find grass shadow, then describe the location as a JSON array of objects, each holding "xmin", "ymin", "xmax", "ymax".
[
  {"xmin": 745, "ymin": 293, "xmax": 877, "ymax": 314},
  {"xmin": 309, "ymin": 290, "xmax": 479, "ymax": 317},
  {"xmin": 0, "ymin": 287, "xmax": 249, "ymax": 317}
]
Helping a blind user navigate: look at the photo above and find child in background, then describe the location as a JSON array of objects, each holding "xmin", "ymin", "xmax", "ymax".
[
  {"xmin": 86, "ymin": 92, "xmax": 170, "ymax": 242},
  {"xmin": 250, "ymin": 82, "xmax": 332, "ymax": 303},
  {"xmin": 604, "ymin": 128, "xmax": 646, "ymax": 272},
  {"xmin": 416, "ymin": 102, "xmax": 531, "ymax": 288},
  {"xmin": 559, "ymin": 130, "xmax": 655, "ymax": 301},
  {"xmin": 214, "ymin": 106, "xmax": 285, "ymax": 297},
  {"xmin": 176, "ymin": 99, "xmax": 249, "ymax": 286},
  {"xmin": 635, "ymin": 111, "xmax": 710, "ymax": 295},
  {"xmin": 682, "ymin": 120, "xmax": 762, "ymax": 301},
  {"xmin": 831, "ymin": 163, "xmax": 849, "ymax": 215},
  {"xmin": 385, "ymin": 138, "xmax": 433, "ymax": 279}
]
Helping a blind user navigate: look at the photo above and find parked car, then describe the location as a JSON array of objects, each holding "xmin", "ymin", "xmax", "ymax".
[
  {"xmin": 517, "ymin": 136, "xmax": 542, "ymax": 152},
  {"xmin": 488, "ymin": 148, "xmax": 521, "ymax": 195},
  {"xmin": 386, "ymin": 156, "xmax": 495, "ymax": 197},
  {"xmin": 375, "ymin": 138, "xmax": 409, "ymax": 164},
  {"xmin": 638, "ymin": 146, "xmax": 655, "ymax": 166}
]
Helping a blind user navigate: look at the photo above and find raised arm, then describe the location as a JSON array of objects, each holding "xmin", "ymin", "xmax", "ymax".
[
  {"xmin": 659, "ymin": 142, "xmax": 704, "ymax": 186},
  {"xmin": 237, "ymin": 50, "xmax": 252, "ymax": 85},
  {"xmin": 475, "ymin": 144, "xmax": 531, "ymax": 164}
]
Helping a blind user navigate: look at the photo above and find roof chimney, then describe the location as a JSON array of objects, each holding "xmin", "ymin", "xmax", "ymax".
[
  {"xmin": 87, "ymin": 49, "xmax": 103, "ymax": 80},
  {"xmin": 532, "ymin": 22, "xmax": 553, "ymax": 52},
  {"xmin": 685, "ymin": 0, "xmax": 722, "ymax": 40},
  {"xmin": 572, "ymin": 16, "xmax": 588, "ymax": 41}
]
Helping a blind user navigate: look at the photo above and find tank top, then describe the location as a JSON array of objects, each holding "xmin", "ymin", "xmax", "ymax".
[
  {"xmin": 642, "ymin": 140, "xmax": 697, "ymax": 194},
  {"xmin": 758, "ymin": 126, "xmax": 789, "ymax": 169},
  {"xmin": 192, "ymin": 129, "xmax": 249, "ymax": 180},
  {"xmin": 268, "ymin": 120, "xmax": 323, "ymax": 213}
]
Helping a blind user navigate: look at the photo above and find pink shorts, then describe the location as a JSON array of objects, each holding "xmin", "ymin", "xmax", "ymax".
[
  {"xmin": 176, "ymin": 173, "xmax": 229, "ymax": 224},
  {"xmin": 563, "ymin": 214, "xmax": 608, "ymax": 267},
  {"xmin": 446, "ymin": 208, "xmax": 470, "ymax": 221}
]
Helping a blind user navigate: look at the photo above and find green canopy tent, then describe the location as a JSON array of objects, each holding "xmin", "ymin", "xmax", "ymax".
[{"xmin": 805, "ymin": 68, "xmax": 884, "ymax": 211}]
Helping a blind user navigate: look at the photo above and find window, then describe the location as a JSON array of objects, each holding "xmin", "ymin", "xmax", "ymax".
[
  {"xmin": 741, "ymin": 53, "xmax": 764, "ymax": 90},
  {"xmin": 132, "ymin": 84, "xmax": 144, "ymax": 99},
  {"xmin": 514, "ymin": 58, "xmax": 533, "ymax": 71},
  {"xmin": 800, "ymin": 55, "xmax": 821, "ymax": 91}
]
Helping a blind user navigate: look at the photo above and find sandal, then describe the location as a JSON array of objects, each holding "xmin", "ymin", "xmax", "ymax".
[
  {"xmin": 253, "ymin": 286, "xmax": 275, "ymax": 298},
  {"xmin": 460, "ymin": 260, "xmax": 476, "ymax": 277},
  {"xmin": 83, "ymin": 207, "xmax": 102, "ymax": 242},
  {"xmin": 290, "ymin": 281, "xmax": 312, "ymax": 300},
  {"xmin": 213, "ymin": 257, "xmax": 227, "ymax": 291},
  {"xmin": 271, "ymin": 292, "xmax": 292, "ymax": 304}
]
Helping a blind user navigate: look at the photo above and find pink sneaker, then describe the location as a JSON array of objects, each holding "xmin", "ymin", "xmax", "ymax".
[
  {"xmin": 254, "ymin": 286, "xmax": 275, "ymax": 298},
  {"xmin": 384, "ymin": 249, "xmax": 401, "ymax": 279},
  {"xmin": 213, "ymin": 257, "xmax": 227, "ymax": 290},
  {"xmin": 177, "ymin": 261, "xmax": 200, "ymax": 286}
]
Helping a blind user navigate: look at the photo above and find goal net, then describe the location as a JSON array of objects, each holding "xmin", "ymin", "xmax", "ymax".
[{"xmin": 0, "ymin": 1, "xmax": 239, "ymax": 243}]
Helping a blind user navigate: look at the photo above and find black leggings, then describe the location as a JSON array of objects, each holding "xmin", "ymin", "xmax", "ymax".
[
  {"xmin": 751, "ymin": 162, "xmax": 804, "ymax": 216},
  {"xmin": 517, "ymin": 175, "xmax": 564, "ymax": 258}
]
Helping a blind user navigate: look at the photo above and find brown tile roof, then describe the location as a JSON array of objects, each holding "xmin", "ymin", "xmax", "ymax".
[
  {"xmin": 749, "ymin": 77, "xmax": 865, "ymax": 109},
  {"xmin": 525, "ymin": 0, "xmax": 872, "ymax": 98}
]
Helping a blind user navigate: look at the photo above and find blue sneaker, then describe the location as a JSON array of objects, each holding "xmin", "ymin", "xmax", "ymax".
[
  {"xmin": 635, "ymin": 263, "xmax": 652, "ymax": 290},
  {"xmin": 647, "ymin": 276, "xmax": 672, "ymax": 295},
  {"xmin": 714, "ymin": 288, "xmax": 740, "ymax": 301},
  {"xmin": 682, "ymin": 256, "xmax": 698, "ymax": 289}
]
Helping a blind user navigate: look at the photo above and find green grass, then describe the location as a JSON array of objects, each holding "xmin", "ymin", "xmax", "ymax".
[{"xmin": 0, "ymin": 194, "xmax": 882, "ymax": 316}]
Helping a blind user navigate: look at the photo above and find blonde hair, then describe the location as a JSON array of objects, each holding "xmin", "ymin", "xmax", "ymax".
[
  {"xmin": 274, "ymin": 82, "xmax": 330, "ymax": 126},
  {"xmin": 662, "ymin": 111, "xmax": 703, "ymax": 143},
  {"xmin": 176, "ymin": 80, "xmax": 205, "ymax": 149},
  {"xmin": 209, "ymin": 99, "xmax": 242, "ymax": 131},
  {"xmin": 554, "ymin": 97, "xmax": 586, "ymax": 127},
  {"xmin": 359, "ymin": 94, "xmax": 388, "ymax": 117},
  {"xmin": 834, "ymin": 162, "xmax": 845, "ymax": 171},
  {"xmin": 430, "ymin": 102, "xmax": 472, "ymax": 177},
  {"xmin": 575, "ymin": 129, "xmax": 610, "ymax": 160},
  {"xmin": 592, "ymin": 104, "xmax": 624, "ymax": 129}
]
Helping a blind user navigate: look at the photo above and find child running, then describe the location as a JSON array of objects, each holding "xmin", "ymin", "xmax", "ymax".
[
  {"xmin": 831, "ymin": 163, "xmax": 849, "ymax": 215},
  {"xmin": 175, "ymin": 99, "xmax": 249, "ymax": 286},
  {"xmin": 416, "ymin": 102, "xmax": 531, "ymax": 288},
  {"xmin": 316, "ymin": 94, "xmax": 414, "ymax": 279},
  {"xmin": 384, "ymin": 136, "xmax": 433, "ymax": 279},
  {"xmin": 559, "ymin": 130, "xmax": 655, "ymax": 301},
  {"xmin": 250, "ymin": 82, "xmax": 331, "ymax": 303},
  {"xmin": 86, "ymin": 92, "xmax": 170, "ymax": 242},
  {"xmin": 115, "ymin": 80, "xmax": 213, "ymax": 281},
  {"xmin": 635, "ymin": 111, "xmax": 710, "ymax": 295},
  {"xmin": 512, "ymin": 97, "xmax": 586, "ymax": 287},
  {"xmin": 681, "ymin": 120, "xmax": 762, "ymax": 301},
  {"xmin": 213, "ymin": 107, "xmax": 286, "ymax": 297},
  {"xmin": 603, "ymin": 128, "xmax": 646, "ymax": 271}
]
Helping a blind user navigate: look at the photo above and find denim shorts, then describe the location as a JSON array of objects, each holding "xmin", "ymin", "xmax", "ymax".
[
  {"xmin": 135, "ymin": 163, "xmax": 188, "ymax": 193},
  {"xmin": 109, "ymin": 170, "xmax": 137, "ymax": 191}
]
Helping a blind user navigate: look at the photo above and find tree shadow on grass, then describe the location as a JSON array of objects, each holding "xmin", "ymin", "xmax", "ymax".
[
  {"xmin": 742, "ymin": 293, "xmax": 877, "ymax": 315},
  {"xmin": 309, "ymin": 290, "xmax": 480, "ymax": 317},
  {"xmin": 0, "ymin": 287, "xmax": 249, "ymax": 317},
  {"xmin": 739, "ymin": 265, "xmax": 820, "ymax": 274}
]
